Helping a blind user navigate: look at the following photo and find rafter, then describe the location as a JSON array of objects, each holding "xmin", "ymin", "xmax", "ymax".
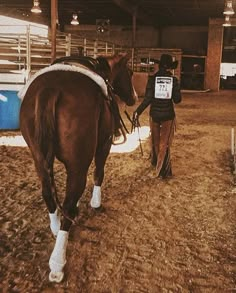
[{"xmin": 112, "ymin": 0, "xmax": 155, "ymax": 26}]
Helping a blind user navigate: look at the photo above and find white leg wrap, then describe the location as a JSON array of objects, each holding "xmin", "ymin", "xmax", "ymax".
[
  {"xmin": 90, "ymin": 185, "xmax": 101, "ymax": 208},
  {"xmin": 49, "ymin": 230, "xmax": 68, "ymax": 283},
  {"xmin": 49, "ymin": 209, "xmax": 61, "ymax": 237}
]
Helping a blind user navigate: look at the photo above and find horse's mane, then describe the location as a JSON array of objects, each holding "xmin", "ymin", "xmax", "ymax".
[{"xmin": 96, "ymin": 56, "xmax": 111, "ymax": 80}]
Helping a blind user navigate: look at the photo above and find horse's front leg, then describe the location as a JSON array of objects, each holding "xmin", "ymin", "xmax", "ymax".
[
  {"xmin": 49, "ymin": 168, "xmax": 88, "ymax": 283},
  {"xmin": 48, "ymin": 230, "xmax": 68, "ymax": 283},
  {"xmin": 91, "ymin": 138, "xmax": 112, "ymax": 208}
]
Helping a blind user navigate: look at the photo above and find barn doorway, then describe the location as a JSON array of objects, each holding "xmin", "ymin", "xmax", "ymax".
[{"xmin": 220, "ymin": 26, "xmax": 236, "ymax": 89}]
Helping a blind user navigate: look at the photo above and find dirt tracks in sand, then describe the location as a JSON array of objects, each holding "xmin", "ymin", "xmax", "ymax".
[{"xmin": 0, "ymin": 90, "xmax": 235, "ymax": 292}]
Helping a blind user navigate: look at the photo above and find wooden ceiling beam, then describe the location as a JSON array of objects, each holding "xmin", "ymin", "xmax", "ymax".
[{"xmin": 111, "ymin": 0, "xmax": 154, "ymax": 26}]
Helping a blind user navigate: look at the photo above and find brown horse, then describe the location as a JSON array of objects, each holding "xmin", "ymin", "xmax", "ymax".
[{"xmin": 19, "ymin": 53, "xmax": 137, "ymax": 282}]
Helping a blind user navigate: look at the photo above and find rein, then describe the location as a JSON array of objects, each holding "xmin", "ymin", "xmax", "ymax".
[{"xmin": 106, "ymin": 80, "xmax": 130, "ymax": 145}]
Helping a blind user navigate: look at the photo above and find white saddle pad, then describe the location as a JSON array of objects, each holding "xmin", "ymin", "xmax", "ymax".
[{"xmin": 18, "ymin": 63, "xmax": 108, "ymax": 100}]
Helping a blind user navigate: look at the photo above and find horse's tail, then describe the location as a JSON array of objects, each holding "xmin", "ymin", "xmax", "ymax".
[
  {"xmin": 34, "ymin": 88, "xmax": 69, "ymax": 216},
  {"xmin": 34, "ymin": 88, "xmax": 59, "ymax": 165}
]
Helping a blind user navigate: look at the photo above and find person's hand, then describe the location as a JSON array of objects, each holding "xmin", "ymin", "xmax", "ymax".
[
  {"xmin": 133, "ymin": 111, "xmax": 139, "ymax": 121},
  {"xmin": 132, "ymin": 111, "xmax": 140, "ymax": 129}
]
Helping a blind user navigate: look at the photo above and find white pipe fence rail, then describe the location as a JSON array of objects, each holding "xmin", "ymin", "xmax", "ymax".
[{"xmin": 0, "ymin": 24, "xmax": 124, "ymax": 87}]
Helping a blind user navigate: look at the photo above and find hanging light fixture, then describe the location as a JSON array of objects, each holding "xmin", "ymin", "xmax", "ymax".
[
  {"xmin": 223, "ymin": 0, "xmax": 235, "ymax": 15},
  {"xmin": 223, "ymin": 15, "xmax": 232, "ymax": 26},
  {"xmin": 71, "ymin": 13, "xmax": 79, "ymax": 25},
  {"xmin": 96, "ymin": 19, "xmax": 110, "ymax": 34},
  {"xmin": 31, "ymin": 0, "xmax": 42, "ymax": 14}
]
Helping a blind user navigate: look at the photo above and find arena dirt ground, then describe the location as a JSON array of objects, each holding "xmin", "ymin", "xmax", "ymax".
[{"xmin": 0, "ymin": 90, "xmax": 236, "ymax": 292}]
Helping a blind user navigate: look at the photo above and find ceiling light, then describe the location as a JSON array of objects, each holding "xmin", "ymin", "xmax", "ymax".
[
  {"xmin": 223, "ymin": 0, "xmax": 235, "ymax": 15},
  {"xmin": 97, "ymin": 26, "xmax": 105, "ymax": 33},
  {"xmin": 31, "ymin": 0, "xmax": 42, "ymax": 14},
  {"xmin": 223, "ymin": 15, "xmax": 232, "ymax": 26},
  {"xmin": 71, "ymin": 14, "xmax": 79, "ymax": 25}
]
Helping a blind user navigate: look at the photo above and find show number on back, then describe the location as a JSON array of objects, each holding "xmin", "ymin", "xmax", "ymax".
[{"xmin": 154, "ymin": 77, "xmax": 173, "ymax": 99}]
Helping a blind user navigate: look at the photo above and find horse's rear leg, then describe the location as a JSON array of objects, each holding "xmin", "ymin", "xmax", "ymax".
[
  {"xmin": 91, "ymin": 139, "xmax": 112, "ymax": 208},
  {"xmin": 49, "ymin": 167, "xmax": 88, "ymax": 282},
  {"xmin": 48, "ymin": 168, "xmax": 61, "ymax": 236},
  {"xmin": 32, "ymin": 153, "xmax": 61, "ymax": 237}
]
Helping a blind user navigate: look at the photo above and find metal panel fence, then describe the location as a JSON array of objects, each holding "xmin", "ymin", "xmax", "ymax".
[
  {"xmin": 0, "ymin": 24, "xmax": 124, "ymax": 87},
  {"xmin": 0, "ymin": 24, "xmax": 182, "ymax": 87}
]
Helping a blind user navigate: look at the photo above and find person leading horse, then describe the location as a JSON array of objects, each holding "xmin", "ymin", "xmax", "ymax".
[{"xmin": 133, "ymin": 54, "xmax": 182, "ymax": 178}]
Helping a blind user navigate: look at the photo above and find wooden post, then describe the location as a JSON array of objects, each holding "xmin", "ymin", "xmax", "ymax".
[
  {"xmin": 26, "ymin": 25, "xmax": 31, "ymax": 78},
  {"xmin": 51, "ymin": 0, "xmax": 57, "ymax": 62},
  {"xmin": 232, "ymin": 128, "xmax": 235, "ymax": 156},
  {"xmin": 205, "ymin": 18, "xmax": 224, "ymax": 91},
  {"xmin": 132, "ymin": 7, "xmax": 137, "ymax": 48}
]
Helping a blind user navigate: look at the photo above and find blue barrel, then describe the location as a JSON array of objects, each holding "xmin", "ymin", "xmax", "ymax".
[{"xmin": 0, "ymin": 90, "xmax": 21, "ymax": 129}]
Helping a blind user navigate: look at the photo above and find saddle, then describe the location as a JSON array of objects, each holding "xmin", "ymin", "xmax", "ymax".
[
  {"xmin": 52, "ymin": 56, "xmax": 111, "ymax": 81},
  {"xmin": 52, "ymin": 56, "xmax": 126, "ymax": 142}
]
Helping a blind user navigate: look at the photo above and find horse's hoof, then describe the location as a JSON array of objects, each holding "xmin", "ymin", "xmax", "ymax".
[
  {"xmin": 49, "ymin": 271, "xmax": 64, "ymax": 283},
  {"xmin": 90, "ymin": 199, "xmax": 101, "ymax": 209},
  {"xmin": 90, "ymin": 196, "xmax": 101, "ymax": 208}
]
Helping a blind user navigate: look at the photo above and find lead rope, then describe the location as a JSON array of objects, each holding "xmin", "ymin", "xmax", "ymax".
[
  {"xmin": 106, "ymin": 80, "xmax": 130, "ymax": 145},
  {"xmin": 124, "ymin": 110, "xmax": 143, "ymax": 156}
]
